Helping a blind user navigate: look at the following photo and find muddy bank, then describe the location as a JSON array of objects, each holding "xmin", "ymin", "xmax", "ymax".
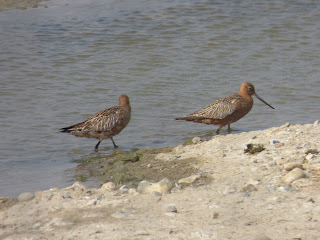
[
  {"xmin": 71, "ymin": 146, "xmax": 212, "ymax": 190},
  {"xmin": 0, "ymin": 0, "xmax": 44, "ymax": 10},
  {"xmin": 1, "ymin": 122, "xmax": 320, "ymax": 240}
]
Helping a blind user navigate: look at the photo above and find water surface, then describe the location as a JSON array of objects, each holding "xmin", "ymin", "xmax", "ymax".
[{"xmin": 1, "ymin": 0, "xmax": 319, "ymax": 197}]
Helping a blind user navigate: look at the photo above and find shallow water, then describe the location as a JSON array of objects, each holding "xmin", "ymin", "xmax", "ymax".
[{"xmin": 1, "ymin": 0, "xmax": 319, "ymax": 197}]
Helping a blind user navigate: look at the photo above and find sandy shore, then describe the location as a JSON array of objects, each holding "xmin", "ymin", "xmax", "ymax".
[{"xmin": 1, "ymin": 122, "xmax": 320, "ymax": 240}]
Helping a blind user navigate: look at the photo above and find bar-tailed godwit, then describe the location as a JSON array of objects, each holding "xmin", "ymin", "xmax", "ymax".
[
  {"xmin": 175, "ymin": 82, "xmax": 274, "ymax": 134},
  {"xmin": 60, "ymin": 94, "xmax": 131, "ymax": 151}
]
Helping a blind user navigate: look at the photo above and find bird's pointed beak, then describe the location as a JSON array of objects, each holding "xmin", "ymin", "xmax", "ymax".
[{"xmin": 253, "ymin": 93, "xmax": 275, "ymax": 109}]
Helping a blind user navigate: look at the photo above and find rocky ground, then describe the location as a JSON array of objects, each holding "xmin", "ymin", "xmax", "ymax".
[{"xmin": 1, "ymin": 121, "xmax": 320, "ymax": 240}]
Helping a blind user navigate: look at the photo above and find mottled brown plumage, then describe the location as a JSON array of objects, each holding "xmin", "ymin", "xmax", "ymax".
[
  {"xmin": 61, "ymin": 95, "xmax": 131, "ymax": 151},
  {"xmin": 176, "ymin": 82, "xmax": 274, "ymax": 134}
]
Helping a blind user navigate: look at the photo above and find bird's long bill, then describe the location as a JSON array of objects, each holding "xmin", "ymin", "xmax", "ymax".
[{"xmin": 254, "ymin": 93, "xmax": 275, "ymax": 109}]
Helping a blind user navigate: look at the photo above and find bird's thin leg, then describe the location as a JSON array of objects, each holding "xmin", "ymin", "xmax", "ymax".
[
  {"xmin": 216, "ymin": 125, "xmax": 223, "ymax": 134},
  {"xmin": 95, "ymin": 140, "xmax": 102, "ymax": 152},
  {"xmin": 227, "ymin": 124, "xmax": 231, "ymax": 133},
  {"xmin": 111, "ymin": 137, "xmax": 118, "ymax": 148}
]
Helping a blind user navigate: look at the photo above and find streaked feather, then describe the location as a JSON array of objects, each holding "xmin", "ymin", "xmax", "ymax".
[{"xmin": 180, "ymin": 93, "xmax": 241, "ymax": 120}]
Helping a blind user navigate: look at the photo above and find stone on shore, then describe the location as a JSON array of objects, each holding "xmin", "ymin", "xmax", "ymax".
[
  {"xmin": 283, "ymin": 162, "xmax": 303, "ymax": 171},
  {"xmin": 137, "ymin": 178, "xmax": 174, "ymax": 195},
  {"xmin": 178, "ymin": 174, "xmax": 201, "ymax": 185},
  {"xmin": 18, "ymin": 192, "xmax": 34, "ymax": 202},
  {"xmin": 101, "ymin": 182, "xmax": 116, "ymax": 191},
  {"xmin": 282, "ymin": 168, "xmax": 305, "ymax": 184}
]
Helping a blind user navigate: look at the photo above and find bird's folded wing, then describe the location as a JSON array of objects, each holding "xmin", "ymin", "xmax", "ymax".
[
  {"xmin": 82, "ymin": 107, "xmax": 123, "ymax": 132},
  {"xmin": 188, "ymin": 102, "xmax": 237, "ymax": 119}
]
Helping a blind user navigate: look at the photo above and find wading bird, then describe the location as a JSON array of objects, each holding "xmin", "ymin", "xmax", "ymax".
[
  {"xmin": 175, "ymin": 82, "xmax": 274, "ymax": 134},
  {"xmin": 60, "ymin": 94, "xmax": 131, "ymax": 151}
]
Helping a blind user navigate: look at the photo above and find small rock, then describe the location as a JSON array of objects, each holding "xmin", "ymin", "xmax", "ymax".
[
  {"xmin": 137, "ymin": 178, "xmax": 174, "ymax": 195},
  {"xmin": 278, "ymin": 186, "xmax": 289, "ymax": 192},
  {"xmin": 282, "ymin": 122, "xmax": 291, "ymax": 128},
  {"xmin": 282, "ymin": 168, "xmax": 305, "ymax": 184},
  {"xmin": 242, "ymin": 184, "xmax": 257, "ymax": 192},
  {"xmin": 313, "ymin": 120, "xmax": 319, "ymax": 126},
  {"xmin": 166, "ymin": 205, "xmax": 178, "ymax": 213},
  {"xmin": 192, "ymin": 137, "xmax": 201, "ymax": 144},
  {"xmin": 244, "ymin": 144, "xmax": 265, "ymax": 154},
  {"xmin": 307, "ymin": 197, "xmax": 315, "ymax": 203},
  {"xmin": 101, "ymin": 182, "xmax": 116, "ymax": 191},
  {"xmin": 212, "ymin": 212, "xmax": 219, "ymax": 219},
  {"xmin": 119, "ymin": 185, "xmax": 129, "ymax": 192},
  {"xmin": 270, "ymin": 139, "xmax": 280, "ymax": 145},
  {"xmin": 174, "ymin": 145, "xmax": 184, "ymax": 154},
  {"xmin": 283, "ymin": 162, "xmax": 303, "ymax": 171},
  {"xmin": 69, "ymin": 182, "xmax": 86, "ymax": 191},
  {"xmin": 178, "ymin": 174, "xmax": 200, "ymax": 185},
  {"xmin": 18, "ymin": 192, "xmax": 35, "ymax": 202},
  {"xmin": 247, "ymin": 179, "xmax": 260, "ymax": 186},
  {"xmin": 305, "ymin": 153, "xmax": 314, "ymax": 161},
  {"xmin": 223, "ymin": 187, "xmax": 236, "ymax": 195}
]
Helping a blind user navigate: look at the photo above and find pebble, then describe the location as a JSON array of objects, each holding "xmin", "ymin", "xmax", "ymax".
[
  {"xmin": 18, "ymin": 192, "xmax": 35, "ymax": 202},
  {"xmin": 137, "ymin": 178, "xmax": 174, "ymax": 195},
  {"xmin": 281, "ymin": 122, "xmax": 291, "ymax": 128},
  {"xmin": 119, "ymin": 185, "xmax": 129, "ymax": 192},
  {"xmin": 101, "ymin": 182, "xmax": 116, "ymax": 191},
  {"xmin": 223, "ymin": 187, "xmax": 236, "ymax": 195},
  {"xmin": 282, "ymin": 168, "xmax": 305, "ymax": 184},
  {"xmin": 313, "ymin": 120, "xmax": 319, "ymax": 126},
  {"xmin": 192, "ymin": 137, "xmax": 201, "ymax": 144},
  {"xmin": 174, "ymin": 145, "xmax": 184, "ymax": 154},
  {"xmin": 166, "ymin": 205, "xmax": 178, "ymax": 213},
  {"xmin": 283, "ymin": 162, "xmax": 303, "ymax": 171},
  {"xmin": 212, "ymin": 212, "xmax": 219, "ymax": 219},
  {"xmin": 241, "ymin": 184, "xmax": 257, "ymax": 192},
  {"xmin": 270, "ymin": 139, "xmax": 280, "ymax": 145},
  {"xmin": 178, "ymin": 174, "xmax": 200, "ymax": 185},
  {"xmin": 278, "ymin": 186, "xmax": 289, "ymax": 192},
  {"xmin": 68, "ymin": 182, "xmax": 86, "ymax": 191},
  {"xmin": 305, "ymin": 153, "xmax": 314, "ymax": 161}
]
